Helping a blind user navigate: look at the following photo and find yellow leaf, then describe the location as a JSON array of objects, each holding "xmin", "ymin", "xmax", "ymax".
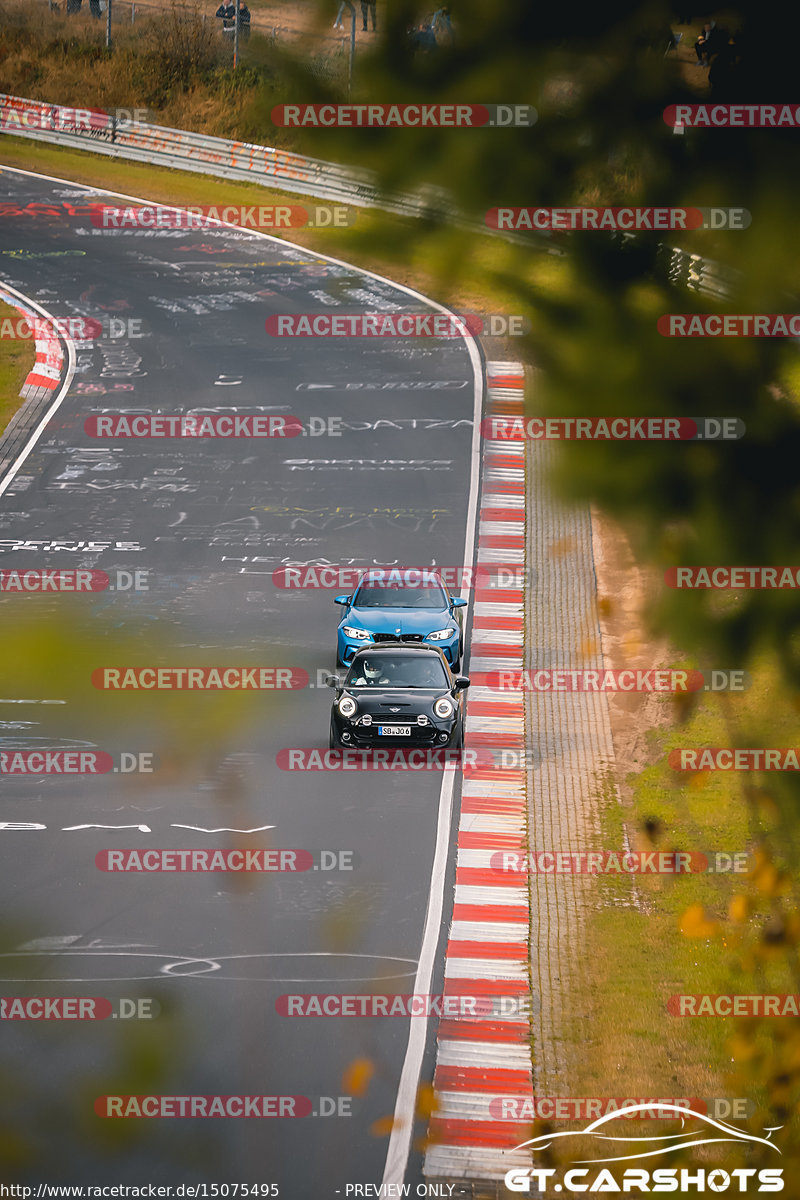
[
  {"xmin": 680, "ymin": 903, "xmax": 719, "ymax": 938},
  {"xmin": 416, "ymin": 1083, "xmax": 437, "ymax": 1120},
  {"xmin": 729, "ymin": 895, "xmax": 750, "ymax": 923},
  {"xmin": 342, "ymin": 1056, "xmax": 375, "ymax": 1097},
  {"xmin": 369, "ymin": 1115, "xmax": 397, "ymax": 1138}
]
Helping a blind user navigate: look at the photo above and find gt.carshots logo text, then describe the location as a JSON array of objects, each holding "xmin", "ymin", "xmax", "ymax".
[
  {"xmin": 504, "ymin": 1105, "xmax": 783, "ymax": 1193},
  {"xmin": 271, "ymin": 103, "xmax": 537, "ymax": 127},
  {"xmin": 481, "ymin": 416, "xmax": 744, "ymax": 440}
]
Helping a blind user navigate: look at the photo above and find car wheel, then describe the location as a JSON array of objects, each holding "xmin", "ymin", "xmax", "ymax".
[
  {"xmin": 329, "ymin": 720, "xmax": 342, "ymax": 750},
  {"xmin": 450, "ymin": 718, "xmax": 464, "ymax": 749}
]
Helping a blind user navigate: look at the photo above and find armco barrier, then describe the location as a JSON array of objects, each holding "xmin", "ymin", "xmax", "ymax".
[
  {"xmin": 0, "ymin": 93, "xmax": 455, "ymax": 221},
  {"xmin": 0, "ymin": 92, "xmax": 735, "ymax": 298}
]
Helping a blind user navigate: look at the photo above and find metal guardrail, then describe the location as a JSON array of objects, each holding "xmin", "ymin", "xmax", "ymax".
[
  {"xmin": 0, "ymin": 92, "xmax": 737, "ymax": 299},
  {"xmin": 0, "ymin": 93, "xmax": 455, "ymax": 220}
]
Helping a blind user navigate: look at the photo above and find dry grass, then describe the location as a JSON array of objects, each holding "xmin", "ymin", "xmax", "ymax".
[{"xmin": 0, "ymin": 298, "xmax": 35, "ymax": 435}]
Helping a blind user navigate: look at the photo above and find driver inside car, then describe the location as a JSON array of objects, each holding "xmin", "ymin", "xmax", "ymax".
[{"xmin": 350, "ymin": 659, "xmax": 391, "ymax": 686}]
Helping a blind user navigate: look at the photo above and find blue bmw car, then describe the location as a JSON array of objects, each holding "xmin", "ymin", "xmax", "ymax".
[{"xmin": 334, "ymin": 572, "xmax": 467, "ymax": 669}]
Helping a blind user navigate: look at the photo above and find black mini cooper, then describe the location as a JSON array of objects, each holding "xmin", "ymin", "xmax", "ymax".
[{"xmin": 327, "ymin": 643, "xmax": 470, "ymax": 749}]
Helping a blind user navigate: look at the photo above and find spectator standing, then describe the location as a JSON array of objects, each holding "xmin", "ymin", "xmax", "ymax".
[
  {"xmin": 432, "ymin": 5, "xmax": 453, "ymax": 44},
  {"xmin": 695, "ymin": 20, "xmax": 726, "ymax": 66},
  {"xmin": 361, "ymin": 0, "xmax": 376, "ymax": 31},
  {"xmin": 333, "ymin": 2, "xmax": 346, "ymax": 29}
]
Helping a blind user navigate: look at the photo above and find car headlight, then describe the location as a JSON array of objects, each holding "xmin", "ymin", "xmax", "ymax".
[
  {"xmin": 338, "ymin": 695, "xmax": 357, "ymax": 718},
  {"xmin": 343, "ymin": 626, "xmax": 371, "ymax": 640},
  {"xmin": 426, "ymin": 628, "xmax": 455, "ymax": 641},
  {"xmin": 433, "ymin": 697, "xmax": 454, "ymax": 719}
]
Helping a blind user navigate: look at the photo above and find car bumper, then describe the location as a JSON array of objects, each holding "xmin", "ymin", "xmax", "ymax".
[
  {"xmin": 331, "ymin": 717, "xmax": 457, "ymax": 748},
  {"xmin": 336, "ymin": 629, "xmax": 459, "ymax": 665}
]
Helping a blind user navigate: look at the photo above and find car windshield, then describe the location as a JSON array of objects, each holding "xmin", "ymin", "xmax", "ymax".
[
  {"xmin": 345, "ymin": 656, "xmax": 449, "ymax": 688},
  {"xmin": 353, "ymin": 584, "xmax": 447, "ymax": 610}
]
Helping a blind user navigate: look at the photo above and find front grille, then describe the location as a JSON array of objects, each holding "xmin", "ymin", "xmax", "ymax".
[{"xmin": 371, "ymin": 633, "xmax": 424, "ymax": 643}]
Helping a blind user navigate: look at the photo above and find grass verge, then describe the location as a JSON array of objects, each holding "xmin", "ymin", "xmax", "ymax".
[{"xmin": 0, "ymin": 296, "xmax": 34, "ymax": 435}]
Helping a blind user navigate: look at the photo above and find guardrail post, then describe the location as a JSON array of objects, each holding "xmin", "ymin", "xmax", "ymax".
[
  {"xmin": 131, "ymin": 2, "xmax": 135, "ymax": 22},
  {"xmin": 233, "ymin": 0, "xmax": 239, "ymax": 67},
  {"xmin": 344, "ymin": 0, "xmax": 355, "ymax": 95},
  {"xmin": 106, "ymin": 0, "xmax": 112, "ymax": 48}
]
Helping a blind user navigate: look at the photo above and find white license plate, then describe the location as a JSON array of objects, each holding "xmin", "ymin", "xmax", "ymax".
[{"xmin": 378, "ymin": 725, "xmax": 411, "ymax": 736}]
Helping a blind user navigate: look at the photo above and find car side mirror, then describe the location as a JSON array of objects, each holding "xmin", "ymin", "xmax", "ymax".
[
  {"xmin": 325, "ymin": 674, "xmax": 341, "ymax": 688},
  {"xmin": 455, "ymin": 676, "xmax": 470, "ymax": 689},
  {"xmin": 451, "ymin": 597, "xmax": 467, "ymax": 609},
  {"xmin": 333, "ymin": 595, "xmax": 351, "ymax": 606}
]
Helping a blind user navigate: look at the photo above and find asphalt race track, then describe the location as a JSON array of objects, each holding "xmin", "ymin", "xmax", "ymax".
[{"xmin": 0, "ymin": 166, "xmax": 482, "ymax": 1194}]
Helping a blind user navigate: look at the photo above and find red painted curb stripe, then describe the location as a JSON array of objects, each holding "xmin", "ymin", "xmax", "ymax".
[
  {"xmin": 457, "ymin": 832, "xmax": 526, "ymax": 851},
  {"xmin": 428, "ymin": 1119, "xmax": 531, "ymax": 1148},
  {"xmin": 480, "ymin": 508, "xmax": 525, "ymax": 522},
  {"xmin": 466, "ymin": 701, "xmax": 524, "ymax": 716},
  {"xmin": 471, "ymin": 615, "xmax": 523, "ymax": 631},
  {"xmin": 446, "ymin": 941, "xmax": 527, "ymax": 961},
  {"xmin": 460, "ymin": 797, "xmax": 526, "ymax": 816},
  {"xmin": 455, "ymin": 867, "xmax": 526, "ymax": 888},
  {"xmin": 437, "ymin": 1019, "xmax": 530, "ymax": 1042},
  {"xmin": 451, "ymin": 905, "xmax": 529, "ymax": 923},
  {"xmin": 469, "ymin": 642, "xmax": 524, "ymax": 659},
  {"xmin": 473, "ymin": 589, "xmax": 524, "ymax": 605},
  {"xmin": 434, "ymin": 1065, "xmax": 533, "ymax": 1094}
]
